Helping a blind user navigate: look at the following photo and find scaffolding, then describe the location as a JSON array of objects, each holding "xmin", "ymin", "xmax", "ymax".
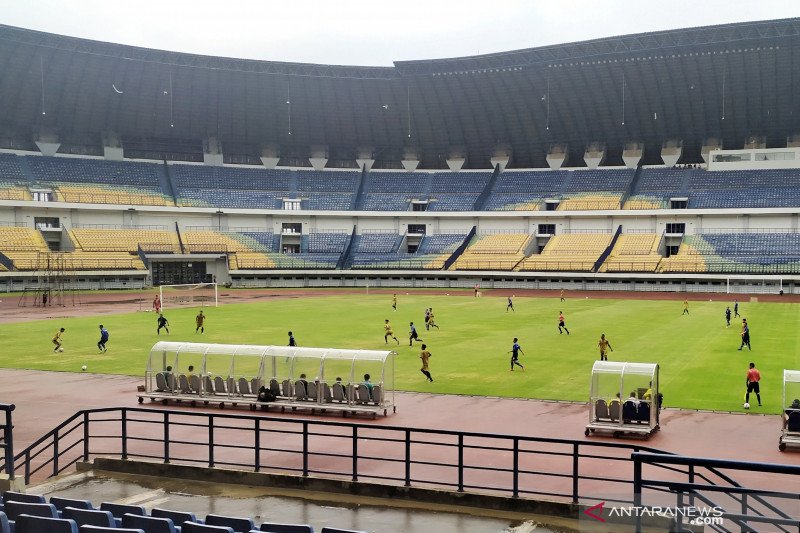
[{"xmin": 18, "ymin": 251, "xmax": 80, "ymax": 307}]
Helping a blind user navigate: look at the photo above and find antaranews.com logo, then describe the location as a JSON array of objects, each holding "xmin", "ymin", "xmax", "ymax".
[{"xmin": 582, "ymin": 501, "xmax": 725, "ymax": 528}]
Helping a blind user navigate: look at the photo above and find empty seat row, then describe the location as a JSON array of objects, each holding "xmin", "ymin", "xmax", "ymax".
[{"xmin": 0, "ymin": 493, "xmax": 365, "ymax": 533}]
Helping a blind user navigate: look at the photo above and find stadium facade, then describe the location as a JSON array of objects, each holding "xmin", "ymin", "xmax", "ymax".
[{"xmin": 0, "ymin": 20, "xmax": 799, "ymax": 295}]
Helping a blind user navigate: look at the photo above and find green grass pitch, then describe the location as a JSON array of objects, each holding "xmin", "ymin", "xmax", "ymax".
[{"xmin": 1, "ymin": 291, "xmax": 798, "ymax": 414}]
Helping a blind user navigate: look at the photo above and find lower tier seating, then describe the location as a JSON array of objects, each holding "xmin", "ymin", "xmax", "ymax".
[
  {"xmin": 601, "ymin": 233, "xmax": 663, "ymax": 272},
  {"xmin": 451, "ymin": 233, "xmax": 530, "ymax": 270},
  {"xmin": 519, "ymin": 233, "xmax": 612, "ymax": 272}
]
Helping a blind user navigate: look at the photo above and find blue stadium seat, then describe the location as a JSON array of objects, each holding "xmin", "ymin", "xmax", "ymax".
[
  {"xmin": 320, "ymin": 528, "xmax": 368, "ymax": 533},
  {"xmin": 122, "ymin": 513, "xmax": 177, "ymax": 533},
  {"xmin": 15, "ymin": 514, "xmax": 77, "ymax": 533},
  {"xmin": 79, "ymin": 526, "xmax": 145, "ymax": 533},
  {"xmin": 50, "ymin": 497, "xmax": 94, "ymax": 513},
  {"xmin": 182, "ymin": 523, "xmax": 234, "ymax": 533},
  {"xmin": 258, "ymin": 525, "xmax": 314, "ymax": 533},
  {"xmin": 99, "ymin": 502, "xmax": 146, "ymax": 527},
  {"xmin": 204, "ymin": 514, "xmax": 254, "ymax": 533},
  {"xmin": 4, "ymin": 501, "xmax": 59, "ymax": 522},
  {"xmin": 61, "ymin": 508, "xmax": 116, "ymax": 528},
  {"xmin": 0, "ymin": 511, "xmax": 9, "ymax": 533},
  {"xmin": 152, "ymin": 508, "xmax": 201, "ymax": 527},
  {"xmin": 1, "ymin": 492, "xmax": 46, "ymax": 505}
]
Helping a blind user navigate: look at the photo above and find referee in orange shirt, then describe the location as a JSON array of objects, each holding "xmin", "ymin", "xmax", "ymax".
[{"xmin": 745, "ymin": 362, "xmax": 762, "ymax": 407}]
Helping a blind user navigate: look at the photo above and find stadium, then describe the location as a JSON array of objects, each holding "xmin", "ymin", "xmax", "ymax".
[{"xmin": 0, "ymin": 12, "xmax": 799, "ymax": 533}]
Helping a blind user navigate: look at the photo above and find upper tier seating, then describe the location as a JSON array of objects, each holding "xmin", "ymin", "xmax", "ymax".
[
  {"xmin": 171, "ymin": 165, "xmax": 292, "ymax": 191},
  {"xmin": 558, "ymin": 169, "xmax": 633, "ymax": 210},
  {"xmin": 25, "ymin": 156, "xmax": 172, "ymax": 206},
  {"xmin": 70, "ymin": 229, "xmax": 181, "ymax": 253},
  {"xmin": 451, "ymin": 233, "xmax": 530, "ymax": 270},
  {"xmin": 660, "ymin": 232, "xmax": 800, "ymax": 274},
  {"xmin": 601, "ymin": 233, "xmax": 663, "ymax": 272},
  {"xmin": 0, "ymin": 153, "xmax": 31, "ymax": 200},
  {"xmin": 518, "ymin": 233, "xmax": 612, "ymax": 272},
  {"xmin": 483, "ymin": 171, "xmax": 564, "ymax": 211},
  {"xmin": 427, "ymin": 172, "xmax": 491, "ymax": 211}
]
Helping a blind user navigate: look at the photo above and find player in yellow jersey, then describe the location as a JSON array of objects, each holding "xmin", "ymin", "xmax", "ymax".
[
  {"xmin": 420, "ymin": 344, "xmax": 433, "ymax": 382},
  {"xmin": 384, "ymin": 319, "xmax": 399, "ymax": 345},
  {"xmin": 52, "ymin": 327, "xmax": 65, "ymax": 352},
  {"xmin": 598, "ymin": 333, "xmax": 613, "ymax": 361}
]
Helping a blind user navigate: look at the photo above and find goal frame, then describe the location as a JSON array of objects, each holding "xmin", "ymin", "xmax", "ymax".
[{"xmin": 158, "ymin": 282, "xmax": 218, "ymax": 309}]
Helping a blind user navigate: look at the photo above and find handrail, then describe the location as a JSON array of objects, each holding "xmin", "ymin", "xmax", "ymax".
[
  {"xmin": 7, "ymin": 406, "xmax": 671, "ymax": 504},
  {"xmin": 0, "ymin": 403, "xmax": 15, "ymax": 479}
]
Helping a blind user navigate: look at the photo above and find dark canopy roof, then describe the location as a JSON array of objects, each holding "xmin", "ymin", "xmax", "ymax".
[{"xmin": 0, "ymin": 18, "xmax": 798, "ymax": 167}]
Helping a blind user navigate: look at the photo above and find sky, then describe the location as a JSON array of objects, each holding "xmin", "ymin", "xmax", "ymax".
[{"xmin": 2, "ymin": 0, "xmax": 800, "ymax": 66}]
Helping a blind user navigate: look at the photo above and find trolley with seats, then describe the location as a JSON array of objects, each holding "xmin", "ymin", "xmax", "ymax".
[
  {"xmin": 139, "ymin": 341, "xmax": 397, "ymax": 417},
  {"xmin": 779, "ymin": 369, "xmax": 800, "ymax": 451},
  {"xmin": 585, "ymin": 361, "xmax": 660, "ymax": 439}
]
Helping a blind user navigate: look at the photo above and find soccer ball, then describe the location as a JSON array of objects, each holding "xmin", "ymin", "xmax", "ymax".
[
  {"xmin": 743, "ymin": 402, "xmax": 750, "ymax": 409},
  {"xmin": 81, "ymin": 365, "xmax": 87, "ymax": 372},
  {"xmin": 58, "ymin": 348, "xmax": 64, "ymax": 352}
]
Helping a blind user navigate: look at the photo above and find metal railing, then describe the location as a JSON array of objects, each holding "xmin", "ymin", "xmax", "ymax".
[
  {"xmin": 57, "ymin": 192, "xmax": 172, "ymax": 206},
  {"xmin": 0, "ymin": 403, "xmax": 14, "ymax": 480},
  {"xmin": 6, "ymin": 406, "xmax": 669, "ymax": 504},
  {"xmin": 632, "ymin": 452, "xmax": 800, "ymax": 533}
]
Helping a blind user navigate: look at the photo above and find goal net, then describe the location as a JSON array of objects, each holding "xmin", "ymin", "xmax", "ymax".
[{"xmin": 158, "ymin": 283, "xmax": 218, "ymax": 310}]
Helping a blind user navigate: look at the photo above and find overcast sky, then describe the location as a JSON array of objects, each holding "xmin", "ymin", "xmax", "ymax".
[{"xmin": 2, "ymin": 0, "xmax": 800, "ymax": 66}]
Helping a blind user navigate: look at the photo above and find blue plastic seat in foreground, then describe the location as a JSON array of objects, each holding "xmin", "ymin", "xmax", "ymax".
[
  {"xmin": 79, "ymin": 526, "xmax": 145, "ymax": 533},
  {"xmin": 62, "ymin": 508, "xmax": 116, "ymax": 528},
  {"xmin": 320, "ymin": 528, "xmax": 369, "ymax": 533},
  {"xmin": 152, "ymin": 508, "xmax": 202, "ymax": 527},
  {"xmin": 1, "ymin": 492, "xmax": 45, "ymax": 505},
  {"xmin": 51, "ymin": 497, "xmax": 93, "ymax": 513},
  {"xmin": 204, "ymin": 514, "xmax": 254, "ymax": 532},
  {"xmin": 15, "ymin": 514, "xmax": 77, "ymax": 533},
  {"xmin": 4, "ymin": 501, "xmax": 59, "ymax": 521},
  {"xmin": 122, "ymin": 513, "xmax": 177, "ymax": 533},
  {"xmin": 99, "ymin": 502, "xmax": 146, "ymax": 526},
  {"xmin": 0, "ymin": 511, "xmax": 9, "ymax": 533},
  {"xmin": 259, "ymin": 524, "xmax": 314, "ymax": 533},
  {"xmin": 182, "ymin": 523, "xmax": 234, "ymax": 533}
]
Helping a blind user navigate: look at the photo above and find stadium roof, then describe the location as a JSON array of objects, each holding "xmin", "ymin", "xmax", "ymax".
[{"xmin": 0, "ymin": 18, "xmax": 799, "ymax": 167}]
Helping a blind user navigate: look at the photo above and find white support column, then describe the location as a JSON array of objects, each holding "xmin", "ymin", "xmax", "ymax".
[
  {"xmin": 35, "ymin": 132, "xmax": 60, "ymax": 157},
  {"xmin": 490, "ymin": 145, "xmax": 510, "ymax": 171},
  {"xmin": 744, "ymin": 136, "xmax": 766, "ymax": 150},
  {"xmin": 260, "ymin": 144, "xmax": 280, "ymax": 169},
  {"xmin": 103, "ymin": 131, "xmax": 124, "ymax": 161},
  {"xmin": 622, "ymin": 142, "xmax": 643, "ymax": 168},
  {"xmin": 203, "ymin": 137, "xmax": 223, "ymax": 166},
  {"xmin": 584, "ymin": 142, "xmax": 605, "ymax": 169},
  {"xmin": 356, "ymin": 147, "xmax": 375, "ymax": 171},
  {"xmin": 309, "ymin": 145, "xmax": 328, "ymax": 171},
  {"xmin": 546, "ymin": 144, "xmax": 567, "ymax": 169},
  {"xmin": 402, "ymin": 147, "xmax": 419, "ymax": 172},
  {"xmin": 446, "ymin": 147, "xmax": 466, "ymax": 171},
  {"xmin": 660, "ymin": 139, "xmax": 683, "ymax": 167}
]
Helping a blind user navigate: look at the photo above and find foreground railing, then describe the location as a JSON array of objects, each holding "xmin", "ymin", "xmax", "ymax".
[
  {"xmin": 2, "ymin": 406, "xmax": 797, "ymax": 532},
  {"xmin": 633, "ymin": 452, "xmax": 800, "ymax": 533},
  {"xmin": 5, "ymin": 406, "xmax": 667, "ymax": 505}
]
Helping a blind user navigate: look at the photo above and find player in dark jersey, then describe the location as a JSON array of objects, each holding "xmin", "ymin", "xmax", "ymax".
[
  {"xmin": 157, "ymin": 314, "xmax": 169, "ymax": 335},
  {"xmin": 509, "ymin": 338, "xmax": 525, "ymax": 371}
]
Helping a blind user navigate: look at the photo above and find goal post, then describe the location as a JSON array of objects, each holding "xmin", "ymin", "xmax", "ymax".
[{"xmin": 158, "ymin": 282, "xmax": 218, "ymax": 310}]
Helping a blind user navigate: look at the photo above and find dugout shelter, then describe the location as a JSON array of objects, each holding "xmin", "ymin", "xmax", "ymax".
[
  {"xmin": 141, "ymin": 341, "xmax": 397, "ymax": 417},
  {"xmin": 779, "ymin": 369, "xmax": 800, "ymax": 451},
  {"xmin": 586, "ymin": 361, "xmax": 660, "ymax": 439}
]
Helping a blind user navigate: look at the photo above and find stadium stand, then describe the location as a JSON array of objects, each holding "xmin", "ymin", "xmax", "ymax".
[
  {"xmin": 482, "ymin": 171, "xmax": 565, "ymax": 211},
  {"xmin": 601, "ymin": 233, "xmax": 663, "ymax": 272},
  {"xmin": 0, "ymin": 153, "xmax": 32, "ymax": 201},
  {"xmin": 558, "ymin": 169, "xmax": 633, "ymax": 210},
  {"xmin": 624, "ymin": 168, "xmax": 688, "ymax": 209},
  {"xmin": 70, "ymin": 229, "xmax": 181, "ymax": 253},
  {"xmin": 297, "ymin": 170, "xmax": 359, "ymax": 210},
  {"xmin": 518, "ymin": 233, "xmax": 613, "ymax": 272},
  {"xmin": 350, "ymin": 233, "xmax": 466, "ymax": 269},
  {"xmin": 24, "ymin": 156, "xmax": 173, "ymax": 206},
  {"xmin": 451, "ymin": 233, "xmax": 530, "ymax": 270},
  {"xmin": 171, "ymin": 165, "xmax": 292, "ymax": 209},
  {"xmin": 428, "ymin": 172, "xmax": 492, "ymax": 211},
  {"xmin": 660, "ymin": 232, "xmax": 800, "ymax": 274},
  {"xmin": 687, "ymin": 169, "xmax": 800, "ymax": 209}
]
